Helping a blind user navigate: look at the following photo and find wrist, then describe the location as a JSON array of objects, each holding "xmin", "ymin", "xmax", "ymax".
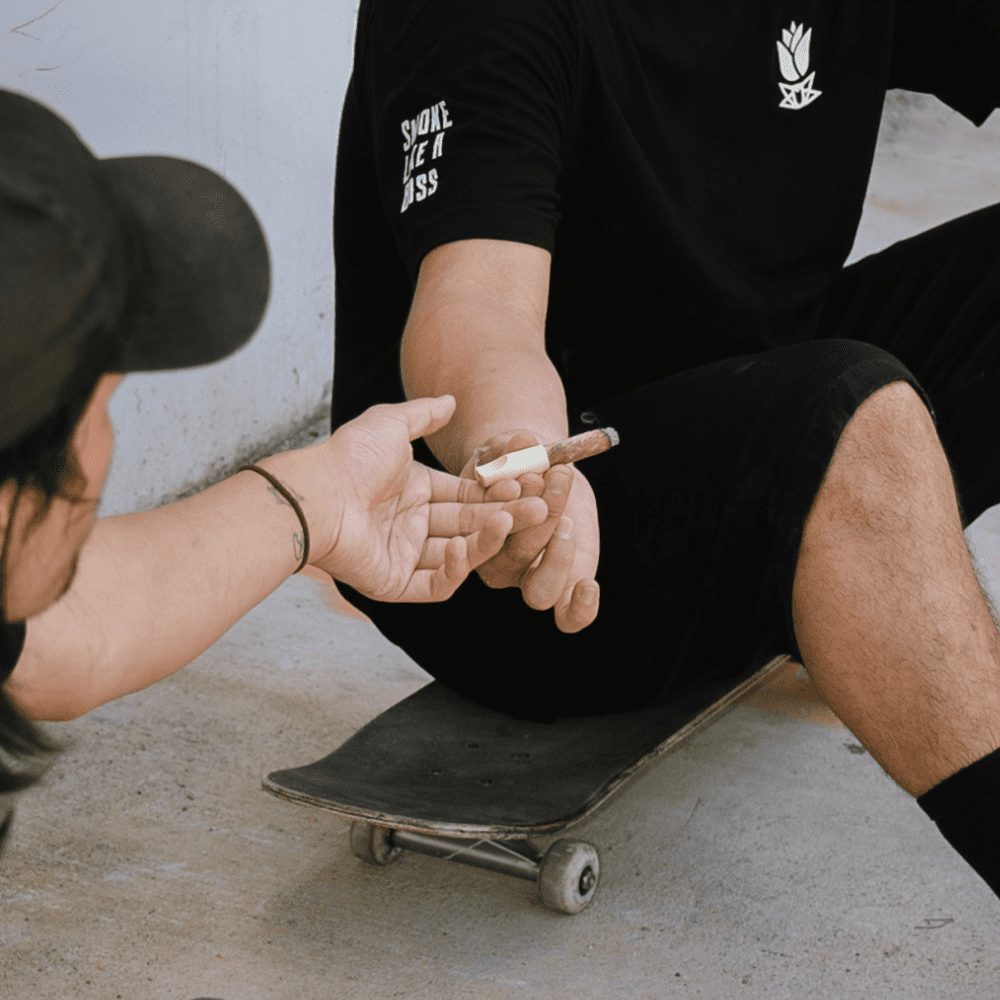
[{"xmin": 249, "ymin": 447, "xmax": 344, "ymax": 572}]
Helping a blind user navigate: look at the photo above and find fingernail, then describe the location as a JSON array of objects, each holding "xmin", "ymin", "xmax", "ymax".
[
  {"xmin": 580, "ymin": 583, "xmax": 597, "ymax": 604},
  {"xmin": 549, "ymin": 469, "xmax": 571, "ymax": 495},
  {"xmin": 556, "ymin": 516, "xmax": 574, "ymax": 539}
]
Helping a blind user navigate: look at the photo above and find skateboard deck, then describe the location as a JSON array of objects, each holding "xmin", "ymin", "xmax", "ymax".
[{"xmin": 263, "ymin": 654, "xmax": 788, "ymax": 913}]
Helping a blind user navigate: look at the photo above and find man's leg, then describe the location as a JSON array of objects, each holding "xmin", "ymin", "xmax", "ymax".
[
  {"xmin": 793, "ymin": 380, "xmax": 1000, "ymax": 795},
  {"xmin": 793, "ymin": 380, "xmax": 1000, "ymax": 894}
]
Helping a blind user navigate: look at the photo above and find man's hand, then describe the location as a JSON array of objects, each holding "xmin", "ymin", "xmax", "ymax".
[
  {"xmin": 306, "ymin": 398, "xmax": 547, "ymax": 602},
  {"xmin": 462, "ymin": 430, "xmax": 601, "ymax": 632}
]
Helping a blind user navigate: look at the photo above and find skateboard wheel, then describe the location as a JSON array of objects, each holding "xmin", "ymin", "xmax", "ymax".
[
  {"xmin": 349, "ymin": 822, "xmax": 400, "ymax": 866},
  {"xmin": 537, "ymin": 839, "xmax": 600, "ymax": 914}
]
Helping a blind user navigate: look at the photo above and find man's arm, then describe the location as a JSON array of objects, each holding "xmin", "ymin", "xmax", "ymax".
[
  {"xmin": 6, "ymin": 397, "xmax": 541, "ymax": 720},
  {"xmin": 401, "ymin": 238, "xmax": 601, "ymax": 632},
  {"xmin": 7, "ymin": 466, "xmax": 313, "ymax": 720},
  {"xmin": 403, "ymin": 239, "xmax": 567, "ymax": 468}
]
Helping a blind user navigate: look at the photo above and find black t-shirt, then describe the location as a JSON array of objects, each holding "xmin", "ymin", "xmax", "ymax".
[{"xmin": 332, "ymin": 0, "xmax": 1000, "ymax": 426}]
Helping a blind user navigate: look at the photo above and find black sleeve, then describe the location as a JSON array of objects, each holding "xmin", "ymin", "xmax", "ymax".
[
  {"xmin": 359, "ymin": 0, "xmax": 579, "ymax": 283},
  {"xmin": 890, "ymin": 0, "xmax": 1000, "ymax": 125}
]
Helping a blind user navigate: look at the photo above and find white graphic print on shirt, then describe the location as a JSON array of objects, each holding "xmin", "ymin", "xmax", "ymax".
[
  {"xmin": 776, "ymin": 21, "xmax": 822, "ymax": 109},
  {"xmin": 399, "ymin": 100, "xmax": 453, "ymax": 213}
]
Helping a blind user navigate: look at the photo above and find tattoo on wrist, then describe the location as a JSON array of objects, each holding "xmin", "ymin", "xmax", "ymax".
[
  {"xmin": 268, "ymin": 484, "xmax": 305, "ymax": 506},
  {"xmin": 239, "ymin": 464, "xmax": 311, "ymax": 574}
]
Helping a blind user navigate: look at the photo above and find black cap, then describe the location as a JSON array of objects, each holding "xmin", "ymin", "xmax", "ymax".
[{"xmin": 0, "ymin": 90, "xmax": 271, "ymax": 450}]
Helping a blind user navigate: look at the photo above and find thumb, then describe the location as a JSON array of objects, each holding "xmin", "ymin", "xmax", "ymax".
[{"xmin": 391, "ymin": 395, "xmax": 456, "ymax": 442}]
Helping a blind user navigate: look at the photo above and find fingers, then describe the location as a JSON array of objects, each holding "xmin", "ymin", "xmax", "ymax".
[
  {"xmin": 503, "ymin": 465, "xmax": 574, "ymax": 568},
  {"xmin": 417, "ymin": 512, "xmax": 514, "ymax": 602},
  {"xmin": 470, "ymin": 465, "xmax": 574, "ymax": 590},
  {"xmin": 554, "ymin": 578, "xmax": 600, "ymax": 634},
  {"xmin": 515, "ymin": 472, "xmax": 546, "ymax": 498},
  {"xmin": 485, "ymin": 478, "xmax": 521, "ymax": 503},
  {"xmin": 427, "ymin": 496, "xmax": 547, "ymax": 538},
  {"xmin": 427, "ymin": 466, "xmax": 524, "ymax": 504},
  {"xmin": 519, "ymin": 516, "xmax": 576, "ymax": 610},
  {"xmin": 462, "ymin": 511, "xmax": 516, "ymax": 571},
  {"xmin": 412, "ymin": 537, "xmax": 471, "ymax": 603},
  {"xmin": 424, "ymin": 430, "xmax": 601, "ymax": 631}
]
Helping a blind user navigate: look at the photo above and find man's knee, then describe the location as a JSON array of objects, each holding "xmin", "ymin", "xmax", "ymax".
[
  {"xmin": 816, "ymin": 380, "xmax": 948, "ymax": 528},
  {"xmin": 845, "ymin": 380, "xmax": 936, "ymax": 454}
]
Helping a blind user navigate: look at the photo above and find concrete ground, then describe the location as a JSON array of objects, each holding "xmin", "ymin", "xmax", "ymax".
[{"xmin": 3, "ymin": 96, "xmax": 1000, "ymax": 999}]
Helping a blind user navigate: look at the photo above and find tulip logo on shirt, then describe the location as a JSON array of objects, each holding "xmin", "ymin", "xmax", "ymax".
[
  {"xmin": 776, "ymin": 21, "xmax": 821, "ymax": 109},
  {"xmin": 399, "ymin": 100, "xmax": 453, "ymax": 213}
]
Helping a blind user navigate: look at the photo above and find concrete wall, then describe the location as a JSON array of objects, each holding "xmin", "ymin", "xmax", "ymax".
[
  {"xmin": 3, "ymin": 2, "xmax": 999, "ymax": 514},
  {"xmin": 1, "ymin": 0, "xmax": 356, "ymax": 514},
  {"xmin": 852, "ymin": 92, "xmax": 1000, "ymax": 262}
]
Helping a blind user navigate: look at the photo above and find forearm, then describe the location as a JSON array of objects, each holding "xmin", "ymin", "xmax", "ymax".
[
  {"xmin": 402, "ymin": 309, "xmax": 568, "ymax": 473},
  {"xmin": 6, "ymin": 456, "xmax": 311, "ymax": 721},
  {"xmin": 401, "ymin": 240, "xmax": 601, "ymax": 633}
]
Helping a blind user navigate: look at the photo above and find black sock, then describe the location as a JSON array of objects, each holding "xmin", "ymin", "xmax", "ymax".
[{"xmin": 917, "ymin": 746, "xmax": 1000, "ymax": 898}]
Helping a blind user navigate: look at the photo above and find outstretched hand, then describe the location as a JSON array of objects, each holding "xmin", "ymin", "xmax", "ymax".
[
  {"xmin": 462, "ymin": 430, "xmax": 601, "ymax": 632},
  {"xmin": 308, "ymin": 398, "xmax": 547, "ymax": 602}
]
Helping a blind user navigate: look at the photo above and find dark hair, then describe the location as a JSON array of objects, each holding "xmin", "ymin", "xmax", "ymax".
[{"xmin": 0, "ymin": 367, "xmax": 105, "ymax": 842}]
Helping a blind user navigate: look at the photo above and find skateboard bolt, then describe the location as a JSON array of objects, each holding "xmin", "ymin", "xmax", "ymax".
[{"xmin": 578, "ymin": 867, "xmax": 596, "ymax": 895}]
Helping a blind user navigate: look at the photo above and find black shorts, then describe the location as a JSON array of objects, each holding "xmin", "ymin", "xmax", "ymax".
[{"xmin": 341, "ymin": 204, "xmax": 1000, "ymax": 720}]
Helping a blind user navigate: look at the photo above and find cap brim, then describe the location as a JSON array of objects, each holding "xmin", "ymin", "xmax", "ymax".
[{"xmin": 100, "ymin": 156, "xmax": 270, "ymax": 373}]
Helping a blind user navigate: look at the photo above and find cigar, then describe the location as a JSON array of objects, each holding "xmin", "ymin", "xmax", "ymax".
[{"xmin": 474, "ymin": 427, "xmax": 620, "ymax": 487}]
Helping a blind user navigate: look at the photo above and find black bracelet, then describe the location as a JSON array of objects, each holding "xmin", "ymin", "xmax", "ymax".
[{"xmin": 238, "ymin": 464, "xmax": 311, "ymax": 573}]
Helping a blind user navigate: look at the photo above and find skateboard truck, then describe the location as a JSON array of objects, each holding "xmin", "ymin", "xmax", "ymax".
[{"xmin": 349, "ymin": 822, "xmax": 601, "ymax": 915}]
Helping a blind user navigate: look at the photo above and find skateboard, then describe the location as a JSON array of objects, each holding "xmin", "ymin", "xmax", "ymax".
[{"xmin": 263, "ymin": 654, "xmax": 788, "ymax": 914}]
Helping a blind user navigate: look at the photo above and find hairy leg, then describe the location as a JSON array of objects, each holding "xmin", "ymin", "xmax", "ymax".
[{"xmin": 792, "ymin": 381, "xmax": 1000, "ymax": 796}]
